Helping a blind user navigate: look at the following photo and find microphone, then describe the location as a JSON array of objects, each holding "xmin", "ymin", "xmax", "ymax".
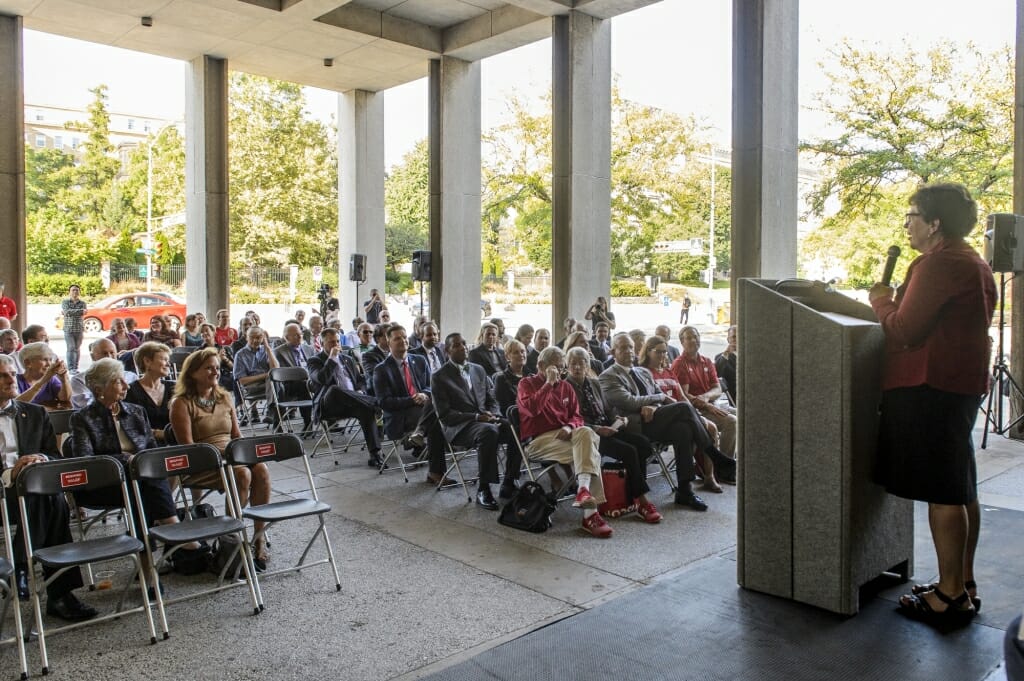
[{"xmin": 881, "ymin": 245, "xmax": 901, "ymax": 286}]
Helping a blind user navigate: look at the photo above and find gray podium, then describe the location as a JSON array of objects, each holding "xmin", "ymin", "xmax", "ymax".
[{"xmin": 736, "ymin": 278, "xmax": 914, "ymax": 615}]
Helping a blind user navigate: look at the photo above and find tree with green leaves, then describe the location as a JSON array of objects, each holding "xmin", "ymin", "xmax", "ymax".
[{"xmin": 801, "ymin": 39, "xmax": 1013, "ymax": 286}]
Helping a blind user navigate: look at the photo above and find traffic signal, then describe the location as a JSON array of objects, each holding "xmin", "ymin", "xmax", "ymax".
[{"xmin": 155, "ymin": 241, "xmax": 164, "ymax": 261}]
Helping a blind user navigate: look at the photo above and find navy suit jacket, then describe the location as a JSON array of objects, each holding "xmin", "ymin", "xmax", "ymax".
[
  {"xmin": 409, "ymin": 344, "xmax": 447, "ymax": 372},
  {"xmin": 467, "ymin": 345, "xmax": 507, "ymax": 375},
  {"xmin": 430, "ymin": 361, "xmax": 496, "ymax": 442},
  {"xmin": 6, "ymin": 400, "xmax": 60, "ymax": 464},
  {"xmin": 373, "ymin": 353, "xmax": 432, "ymax": 440},
  {"xmin": 306, "ymin": 350, "xmax": 375, "ymax": 424}
]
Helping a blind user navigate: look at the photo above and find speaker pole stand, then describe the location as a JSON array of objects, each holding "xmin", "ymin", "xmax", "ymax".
[
  {"xmin": 419, "ymin": 281, "xmax": 424, "ymax": 317},
  {"xmin": 982, "ymin": 272, "xmax": 1024, "ymax": 447},
  {"xmin": 355, "ymin": 282, "xmax": 361, "ymax": 321}
]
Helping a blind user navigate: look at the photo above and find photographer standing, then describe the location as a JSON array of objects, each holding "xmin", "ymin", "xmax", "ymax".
[
  {"xmin": 319, "ymin": 285, "xmax": 339, "ymax": 325},
  {"xmin": 585, "ymin": 296, "xmax": 616, "ymax": 332},
  {"xmin": 363, "ymin": 288, "xmax": 384, "ymax": 324}
]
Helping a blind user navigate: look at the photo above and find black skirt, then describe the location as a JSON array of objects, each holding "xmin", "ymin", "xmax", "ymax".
[{"xmin": 876, "ymin": 385, "xmax": 979, "ymax": 505}]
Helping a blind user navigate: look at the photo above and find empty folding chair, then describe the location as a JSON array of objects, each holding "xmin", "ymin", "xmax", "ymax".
[
  {"xmin": 0, "ymin": 483, "xmax": 29, "ymax": 681},
  {"xmin": 47, "ymin": 408, "xmax": 75, "ymax": 447},
  {"xmin": 17, "ymin": 456, "xmax": 158, "ymax": 675},
  {"xmin": 129, "ymin": 444, "xmax": 261, "ymax": 637},
  {"xmin": 224, "ymin": 434, "xmax": 340, "ymax": 607},
  {"xmin": 268, "ymin": 367, "xmax": 314, "ymax": 437},
  {"xmin": 169, "ymin": 346, "xmax": 196, "ymax": 379}
]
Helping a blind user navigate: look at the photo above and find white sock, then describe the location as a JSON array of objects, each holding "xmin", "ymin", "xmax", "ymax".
[
  {"xmin": 578, "ymin": 473, "xmax": 591, "ymax": 490},
  {"xmin": 583, "ymin": 508, "xmax": 597, "ymax": 519}
]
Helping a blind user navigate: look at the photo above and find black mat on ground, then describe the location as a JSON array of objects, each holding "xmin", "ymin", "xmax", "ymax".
[{"xmin": 425, "ymin": 556, "xmax": 1006, "ymax": 681}]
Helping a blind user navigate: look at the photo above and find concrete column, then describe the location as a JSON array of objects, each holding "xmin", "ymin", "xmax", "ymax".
[
  {"xmin": 429, "ymin": 57, "xmax": 482, "ymax": 339},
  {"xmin": 731, "ymin": 0, "xmax": 799, "ymax": 290},
  {"xmin": 551, "ymin": 11, "xmax": 612, "ymax": 334},
  {"xmin": 0, "ymin": 15, "xmax": 25, "ymax": 331},
  {"xmin": 185, "ymin": 56, "xmax": 230, "ymax": 318},
  {"xmin": 338, "ymin": 90, "xmax": 385, "ymax": 323},
  {"xmin": 1010, "ymin": 0, "xmax": 1024, "ymax": 439}
]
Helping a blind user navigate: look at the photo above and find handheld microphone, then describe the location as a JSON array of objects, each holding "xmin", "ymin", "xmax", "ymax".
[{"xmin": 881, "ymin": 245, "xmax": 901, "ymax": 286}]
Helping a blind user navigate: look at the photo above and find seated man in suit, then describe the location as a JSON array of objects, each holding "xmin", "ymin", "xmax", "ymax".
[
  {"xmin": 409, "ymin": 322, "xmax": 447, "ymax": 373},
  {"xmin": 600, "ymin": 333, "xmax": 734, "ymax": 510},
  {"xmin": 360, "ymin": 323, "xmax": 391, "ymax": 395},
  {"xmin": 468, "ymin": 322, "xmax": 507, "ymax": 376},
  {"xmin": 517, "ymin": 345, "xmax": 613, "ymax": 539},
  {"xmin": 0, "ymin": 354, "xmax": 96, "ymax": 620},
  {"xmin": 372, "ymin": 325, "xmax": 447, "ymax": 483},
  {"xmin": 589, "ymin": 321, "xmax": 611, "ymax": 363},
  {"xmin": 307, "ymin": 328, "xmax": 384, "ymax": 468},
  {"xmin": 431, "ymin": 333, "xmax": 522, "ymax": 510},
  {"xmin": 272, "ymin": 322, "xmax": 316, "ymax": 430}
]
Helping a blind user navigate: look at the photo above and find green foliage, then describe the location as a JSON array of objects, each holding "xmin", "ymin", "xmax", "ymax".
[
  {"xmin": 24, "ymin": 146, "xmax": 73, "ymax": 214},
  {"xmin": 802, "ymin": 40, "xmax": 1013, "ymax": 281},
  {"xmin": 610, "ymin": 280, "xmax": 651, "ymax": 297},
  {"xmin": 385, "ymin": 140, "xmax": 430, "ymax": 233},
  {"xmin": 26, "ymin": 273, "xmax": 104, "ymax": 298},
  {"xmin": 385, "ymin": 223, "xmax": 428, "ymax": 271},
  {"xmin": 384, "ymin": 270, "xmax": 412, "ymax": 295}
]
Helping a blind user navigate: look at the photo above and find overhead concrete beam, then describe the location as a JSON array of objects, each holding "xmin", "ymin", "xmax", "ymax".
[
  {"xmin": 573, "ymin": 0, "xmax": 663, "ymax": 20},
  {"xmin": 503, "ymin": 0, "xmax": 574, "ymax": 15},
  {"xmin": 316, "ymin": 5, "xmax": 442, "ymax": 54},
  {"xmin": 443, "ymin": 5, "xmax": 550, "ymax": 61}
]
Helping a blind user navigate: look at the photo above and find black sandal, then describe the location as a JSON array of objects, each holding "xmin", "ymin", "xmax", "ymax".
[
  {"xmin": 899, "ymin": 587, "xmax": 976, "ymax": 627},
  {"xmin": 910, "ymin": 580, "xmax": 981, "ymax": 613}
]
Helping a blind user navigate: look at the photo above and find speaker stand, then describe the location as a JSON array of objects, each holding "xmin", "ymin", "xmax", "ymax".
[
  {"xmin": 982, "ymin": 272, "xmax": 1024, "ymax": 447},
  {"xmin": 354, "ymin": 281, "xmax": 361, "ymax": 321},
  {"xmin": 418, "ymin": 281, "xmax": 424, "ymax": 318}
]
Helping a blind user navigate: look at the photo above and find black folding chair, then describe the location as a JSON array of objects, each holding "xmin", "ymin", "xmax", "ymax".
[
  {"xmin": 169, "ymin": 346, "xmax": 197, "ymax": 379},
  {"xmin": 268, "ymin": 367, "xmax": 314, "ymax": 437},
  {"xmin": 60, "ymin": 438, "xmax": 123, "ymax": 588},
  {"xmin": 17, "ymin": 456, "xmax": 158, "ymax": 675},
  {"xmin": 130, "ymin": 444, "xmax": 261, "ymax": 637},
  {"xmin": 224, "ymin": 434, "xmax": 340, "ymax": 608},
  {"xmin": 0, "ymin": 483, "xmax": 29, "ymax": 681},
  {"xmin": 47, "ymin": 409, "xmax": 75, "ymax": 445}
]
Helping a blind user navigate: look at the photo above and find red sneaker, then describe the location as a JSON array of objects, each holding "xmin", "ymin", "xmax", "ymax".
[
  {"xmin": 582, "ymin": 512, "xmax": 613, "ymax": 538},
  {"xmin": 573, "ymin": 486, "xmax": 597, "ymax": 509},
  {"xmin": 637, "ymin": 502, "xmax": 662, "ymax": 524}
]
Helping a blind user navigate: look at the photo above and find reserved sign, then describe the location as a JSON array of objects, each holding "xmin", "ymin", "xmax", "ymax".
[
  {"xmin": 60, "ymin": 470, "xmax": 88, "ymax": 488},
  {"xmin": 255, "ymin": 443, "xmax": 277, "ymax": 458},
  {"xmin": 165, "ymin": 455, "xmax": 190, "ymax": 472}
]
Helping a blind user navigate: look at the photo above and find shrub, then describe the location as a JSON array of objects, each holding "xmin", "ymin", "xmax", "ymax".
[
  {"xmin": 610, "ymin": 280, "xmax": 651, "ymax": 297},
  {"xmin": 26, "ymin": 273, "xmax": 105, "ymax": 299}
]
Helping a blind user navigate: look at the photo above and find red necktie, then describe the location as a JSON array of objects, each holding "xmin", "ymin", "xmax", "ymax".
[{"xmin": 402, "ymin": 360, "xmax": 417, "ymax": 397}]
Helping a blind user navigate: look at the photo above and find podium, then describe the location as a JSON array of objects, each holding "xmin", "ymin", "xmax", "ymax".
[{"xmin": 736, "ymin": 278, "xmax": 914, "ymax": 615}]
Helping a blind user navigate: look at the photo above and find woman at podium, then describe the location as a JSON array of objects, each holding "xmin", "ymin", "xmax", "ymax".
[{"xmin": 869, "ymin": 182, "xmax": 996, "ymax": 627}]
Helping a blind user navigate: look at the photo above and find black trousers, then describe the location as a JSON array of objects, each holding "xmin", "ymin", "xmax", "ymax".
[
  {"xmin": 319, "ymin": 387, "xmax": 381, "ymax": 453},
  {"xmin": 7, "ymin": 492, "xmax": 84, "ymax": 599},
  {"xmin": 598, "ymin": 430, "xmax": 653, "ymax": 500},
  {"xmin": 393, "ymin": 403, "xmax": 445, "ymax": 474},
  {"xmin": 449, "ymin": 421, "xmax": 522, "ymax": 488},
  {"xmin": 641, "ymin": 402, "xmax": 702, "ymax": 487}
]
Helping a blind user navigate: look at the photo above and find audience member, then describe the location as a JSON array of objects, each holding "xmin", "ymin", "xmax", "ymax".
[
  {"xmin": 272, "ymin": 322, "xmax": 316, "ymax": 431},
  {"xmin": 22, "ymin": 324, "xmax": 48, "ymax": 345},
  {"xmin": 233, "ymin": 326, "xmax": 280, "ymax": 427},
  {"xmin": 214, "ymin": 309, "xmax": 237, "ymax": 347},
  {"xmin": 60, "ymin": 284, "xmax": 87, "ymax": 372},
  {"xmin": 555, "ymin": 317, "xmax": 577, "ymax": 349},
  {"xmin": 672, "ymin": 326, "xmax": 737, "ymax": 462},
  {"xmin": 514, "ymin": 324, "xmax": 534, "ymax": 352},
  {"xmin": 0, "ymin": 317, "xmax": 8, "ymax": 329},
  {"xmin": 360, "ymin": 323, "xmax": 391, "ymax": 392},
  {"xmin": 563, "ymin": 331, "xmax": 604, "ymax": 376},
  {"xmin": 379, "ymin": 308, "xmax": 391, "ymax": 324},
  {"xmin": 408, "ymin": 315, "xmax": 429, "ymax": 350},
  {"xmin": 309, "ymin": 314, "xmax": 326, "ymax": 351},
  {"xmin": 489, "ymin": 318, "xmax": 511, "ymax": 345},
  {"xmin": 565, "ymin": 346, "xmax": 661, "ymax": 523},
  {"xmin": 169, "ymin": 347, "xmax": 272, "ymax": 570},
  {"xmin": 124, "ymin": 342, "xmax": 174, "ymax": 442},
  {"xmin": 180, "ymin": 314, "xmax": 204, "ymax": 347},
  {"xmin": 71, "ymin": 338, "xmax": 138, "ymax": 408},
  {"xmin": 0, "ymin": 329, "xmax": 22, "ymax": 372},
  {"xmin": 231, "ymin": 316, "xmax": 254, "ymax": 357},
  {"xmin": 363, "ymin": 288, "xmax": 385, "ymax": 324},
  {"xmin": 124, "ymin": 317, "xmax": 144, "ymax": 342},
  {"xmin": 431, "ymin": 332, "xmax": 522, "ymax": 508},
  {"xmin": 143, "ymin": 315, "xmax": 182, "ymax": 348},
  {"xmin": 409, "ymin": 321, "xmax": 446, "ymax": 373},
  {"xmin": 468, "ymin": 322, "xmax": 507, "ymax": 375},
  {"xmin": 372, "ymin": 325, "xmax": 446, "ymax": 483},
  {"xmin": 350, "ymin": 322, "xmax": 375, "ymax": 363},
  {"xmin": 585, "ymin": 296, "xmax": 616, "ymax": 331},
  {"xmin": 345, "ymin": 317, "xmax": 362, "ymax": 348},
  {"xmin": 654, "ymin": 325, "xmax": 680, "ymax": 362},
  {"xmin": 0, "ymin": 281, "xmax": 17, "ymax": 322},
  {"xmin": 589, "ymin": 322, "xmax": 611, "ymax": 362},
  {"xmin": 107, "ymin": 317, "xmax": 141, "ymax": 354},
  {"xmin": 199, "ymin": 323, "xmax": 236, "ymax": 394},
  {"xmin": 525, "ymin": 328, "xmax": 551, "ymax": 374},
  {"xmin": 715, "ymin": 325, "xmax": 738, "ymax": 405},
  {"xmin": 517, "ymin": 345, "xmax": 612, "ymax": 538},
  {"xmin": 0, "ymin": 354, "xmax": 95, "ymax": 620},
  {"xmin": 16, "ymin": 342, "xmax": 71, "ymax": 410},
  {"xmin": 494, "ymin": 339, "xmax": 533, "ymax": 416}
]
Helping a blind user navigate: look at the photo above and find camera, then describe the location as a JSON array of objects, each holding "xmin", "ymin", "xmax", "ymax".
[{"xmin": 317, "ymin": 284, "xmax": 331, "ymax": 304}]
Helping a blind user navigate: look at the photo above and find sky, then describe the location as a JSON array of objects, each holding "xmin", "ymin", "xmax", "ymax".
[{"xmin": 21, "ymin": 0, "xmax": 1018, "ymax": 171}]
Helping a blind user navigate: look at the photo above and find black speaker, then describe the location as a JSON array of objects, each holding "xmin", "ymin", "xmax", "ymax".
[
  {"xmin": 411, "ymin": 250, "xmax": 432, "ymax": 281},
  {"xmin": 985, "ymin": 214, "xmax": 1024, "ymax": 273},
  {"xmin": 349, "ymin": 253, "xmax": 366, "ymax": 282}
]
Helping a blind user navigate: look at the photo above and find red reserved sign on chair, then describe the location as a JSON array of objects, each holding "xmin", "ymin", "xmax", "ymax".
[
  {"xmin": 164, "ymin": 455, "xmax": 190, "ymax": 472},
  {"xmin": 60, "ymin": 470, "xmax": 88, "ymax": 488},
  {"xmin": 255, "ymin": 443, "xmax": 277, "ymax": 458}
]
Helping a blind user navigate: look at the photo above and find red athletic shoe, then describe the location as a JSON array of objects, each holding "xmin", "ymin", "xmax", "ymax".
[
  {"xmin": 582, "ymin": 512, "xmax": 613, "ymax": 538},
  {"xmin": 637, "ymin": 502, "xmax": 663, "ymax": 524},
  {"xmin": 573, "ymin": 486, "xmax": 597, "ymax": 509}
]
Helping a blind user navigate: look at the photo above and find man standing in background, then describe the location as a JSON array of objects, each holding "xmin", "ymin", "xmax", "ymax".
[{"xmin": 61, "ymin": 284, "xmax": 87, "ymax": 372}]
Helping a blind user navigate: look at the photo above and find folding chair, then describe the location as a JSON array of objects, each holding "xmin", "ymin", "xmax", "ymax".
[
  {"xmin": 169, "ymin": 346, "xmax": 196, "ymax": 379},
  {"xmin": 224, "ymin": 434, "xmax": 340, "ymax": 608},
  {"xmin": 47, "ymin": 408, "xmax": 75, "ymax": 447},
  {"xmin": 268, "ymin": 367, "xmax": 314, "ymax": 437},
  {"xmin": 60, "ymin": 439, "xmax": 123, "ymax": 589},
  {"xmin": 377, "ymin": 431, "xmax": 429, "ymax": 482},
  {"xmin": 17, "ymin": 456, "xmax": 158, "ymax": 675},
  {"xmin": 237, "ymin": 381, "xmax": 271, "ymax": 437},
  {"xmin": 129, "ymin": 444, "xmax": 261, "ymax": 637},
  {"xmin": 506, "ymin": 407, "xmax": 576, "ymax": 502},
  {"xmin": 437, "ymin": 437, "xmax": 478, "ymax": 501},
  {"xmin": 0, "ymin": 484, "xmax": 29, "ymax": 681}
]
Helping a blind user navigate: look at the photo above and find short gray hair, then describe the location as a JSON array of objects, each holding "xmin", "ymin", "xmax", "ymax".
[
  {"xmin": 537, "ymin": 345, "xmax": 564, "ymax": 369},
  {"xmin": 84, "ymin": 357, "xmax": 125, "ymax": 393},
  {"xmin": 0, "ymin": 329, "xmax": 18, "ymax": 343},
  {"xmin": 19, "ymin": 341, "xmax": 53, "ymax": 366},
  {"xmin": 0, "ymin": 354, "xmax": 14, "ymax": 370},
  {"xmin": 566, "ymin": 347, "xmax": 590, "ymax": 365},
  {"xmin": 246, "ymin": 325, "xmax": 265, "ymax": 340}
]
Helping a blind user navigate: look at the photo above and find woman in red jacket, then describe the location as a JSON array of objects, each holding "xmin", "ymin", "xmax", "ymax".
[{"xmin": 869, "ymin": 183, "xmax": 996, "ymax": 628}]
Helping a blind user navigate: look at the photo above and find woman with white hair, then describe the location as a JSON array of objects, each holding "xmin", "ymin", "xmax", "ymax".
[{"xmin": 16, "ymin": 341, "xmax": 71, "ymax": 410}]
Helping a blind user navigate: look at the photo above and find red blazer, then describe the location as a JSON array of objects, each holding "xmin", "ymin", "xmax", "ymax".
[{"xmin": 871, "ymin": 239, "xmax": 996, "ymax": 395}]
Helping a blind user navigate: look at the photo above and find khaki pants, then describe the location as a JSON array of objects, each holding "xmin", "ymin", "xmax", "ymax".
[
  {"xmin": 525, "ymin": 426, "xmax": 605, "ymax": 503},
  {"xmin": 702, "ymin": 405, "xmax": 737, "ymax": 458}
]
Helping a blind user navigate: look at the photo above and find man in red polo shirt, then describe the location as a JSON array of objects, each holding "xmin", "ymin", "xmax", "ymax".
[
  {"xmin": 517, "ymin": 345, "xmax": 612, "ymax": 538},
  {"xmin": 671, "ymin": 326, "xmax": 737, "ymax": 459},
  {"xmin": 0, "ymin": 281, "xmax": 16, "ymax": 323}
]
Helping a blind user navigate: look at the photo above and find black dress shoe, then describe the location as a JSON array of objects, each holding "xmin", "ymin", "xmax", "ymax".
[
  {"xmin": 15, "ymin": 568, "xmax": 29, "ymax": 600},
  {"xmin": 46, "ymin": 593, "xmax": 98, "ymax": 621},
  {"xmin": 476, "ymin": 487, "xmax": 499, "ymax": 511},
  {"xmin": 674, "ymin": 491, "xmax": 709, "ymax": 512},
  {"xmin": 498, "ymin": 480, "xmax": 519, "ymax": 500},
  {"xmin": 368, "ymin": 453, "xmax": 387, "ymax": 469}
]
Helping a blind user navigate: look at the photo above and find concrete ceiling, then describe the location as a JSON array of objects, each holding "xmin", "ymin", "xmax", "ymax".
[{"xmin": 0, "ymin": 0, "xmax": 660, "ymax": 93}]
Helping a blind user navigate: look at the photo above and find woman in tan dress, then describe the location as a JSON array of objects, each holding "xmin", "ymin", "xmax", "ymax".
[{"xmin": 169, "ymin": 347, "xmax": 272, "ymax": 569}]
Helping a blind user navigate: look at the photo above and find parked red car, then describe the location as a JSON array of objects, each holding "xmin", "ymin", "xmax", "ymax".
[{"xmin": 61, "ymin": 292, "xmax": 187, "ymax": 333}]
